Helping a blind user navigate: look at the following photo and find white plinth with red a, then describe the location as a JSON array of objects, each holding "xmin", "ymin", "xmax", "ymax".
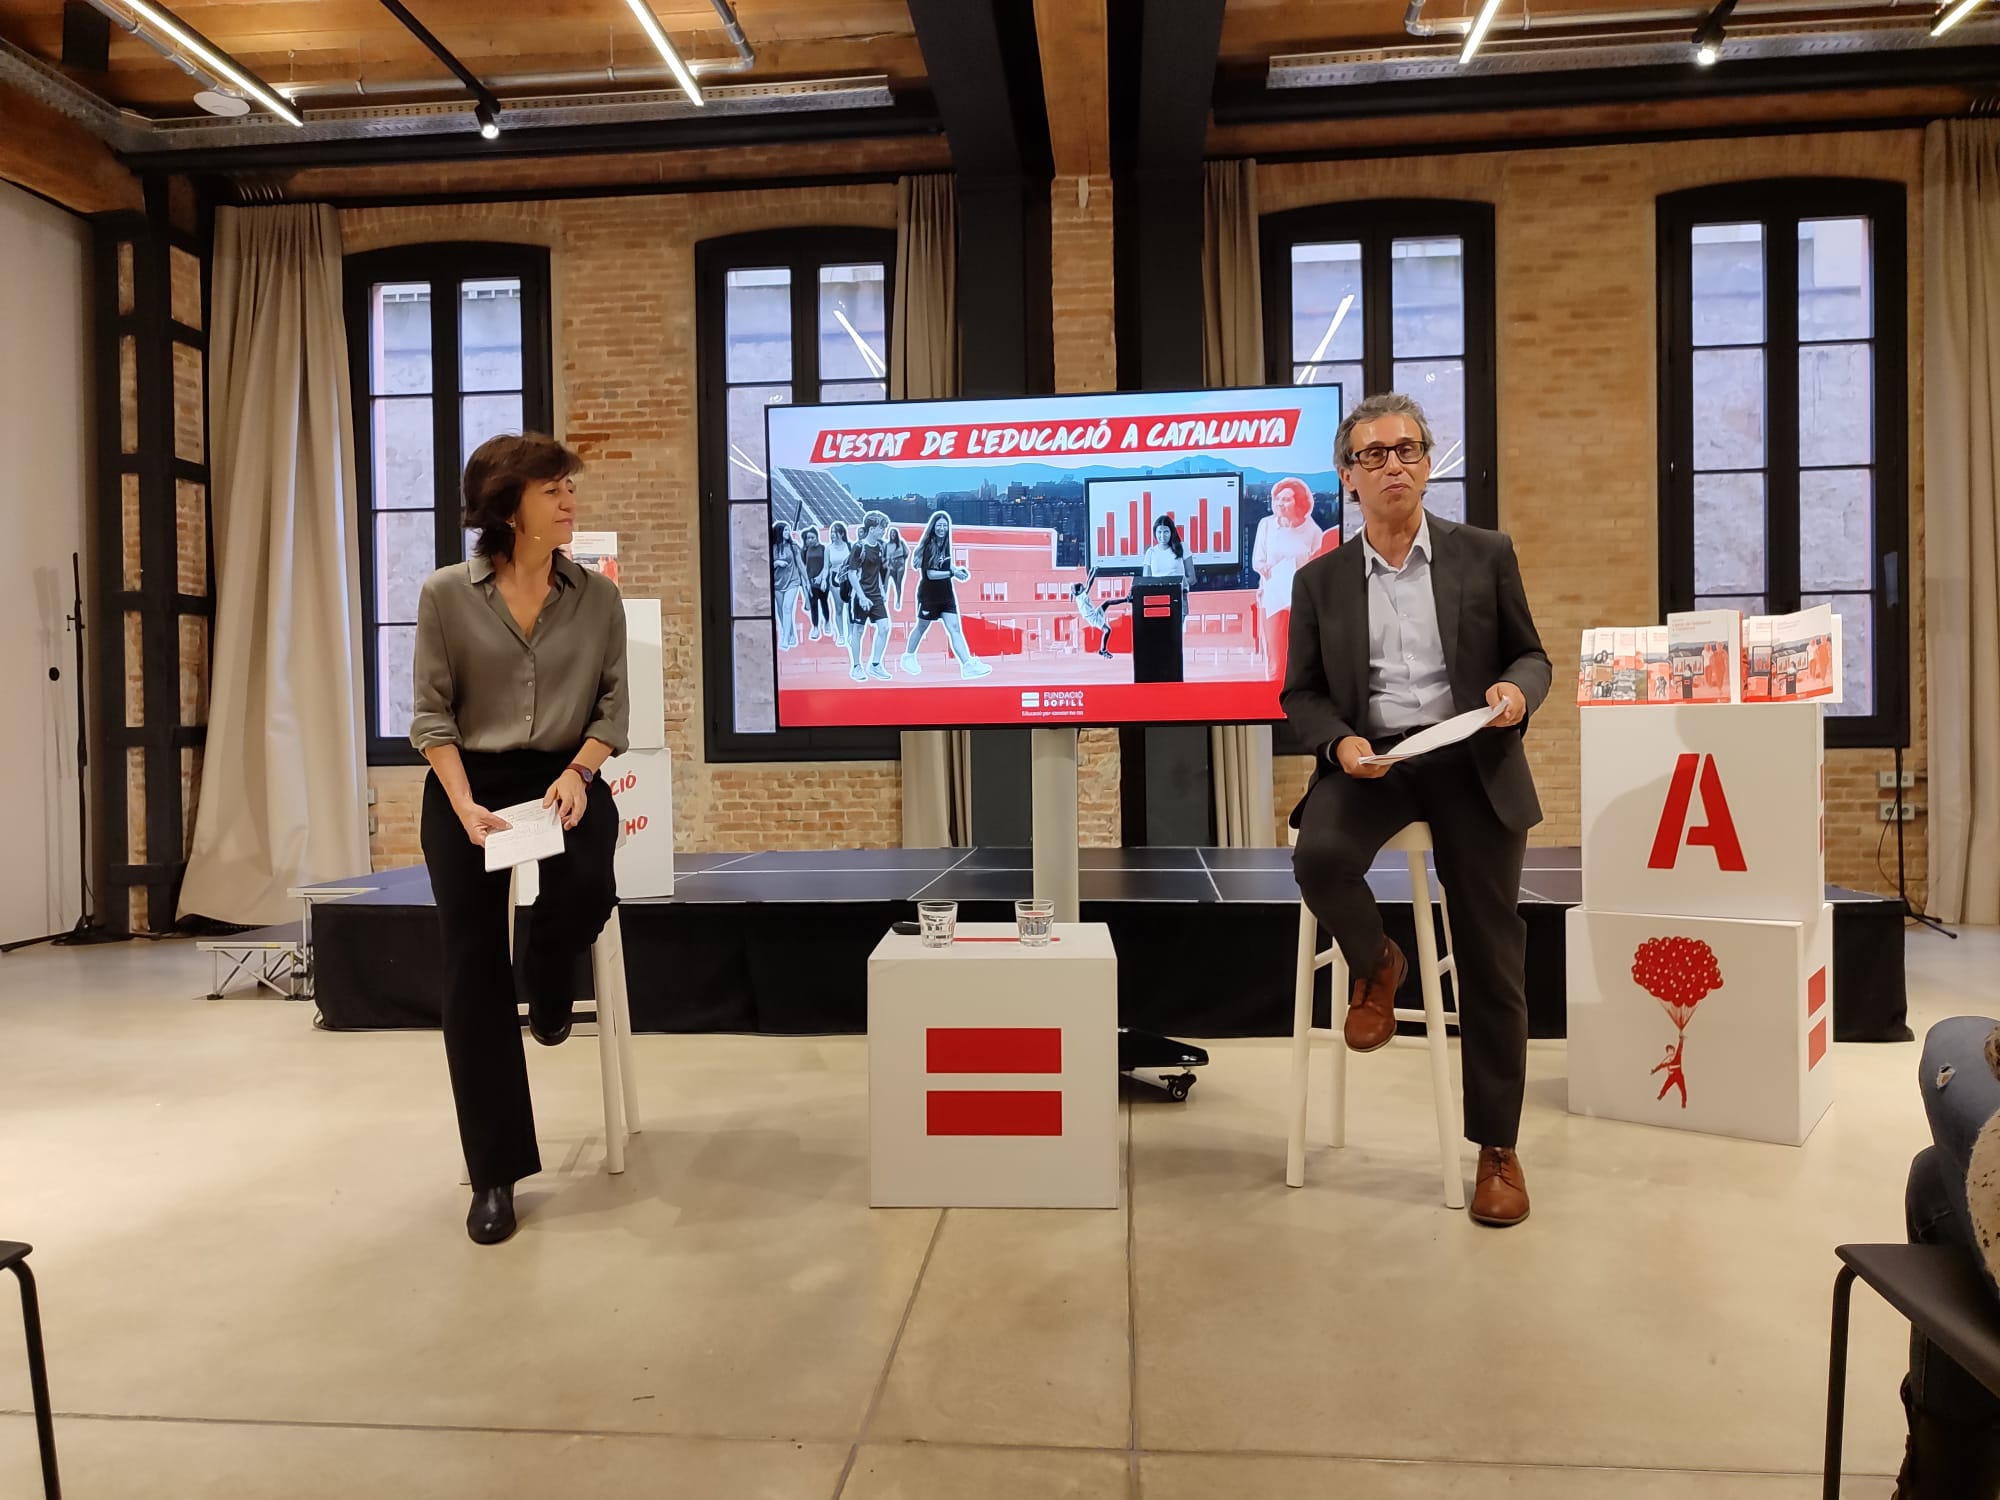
[{"xmin": 1567, "ymin": 703, "xmax": 1834, "ymax": 1145}]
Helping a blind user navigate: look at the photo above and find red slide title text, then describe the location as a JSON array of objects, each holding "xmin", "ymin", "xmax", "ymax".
[{"xmin": 809, "ymin": 409, "xmax": 1301, "ymax": 464}]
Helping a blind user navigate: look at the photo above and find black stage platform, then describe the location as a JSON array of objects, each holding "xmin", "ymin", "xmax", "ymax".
[{"xmin": 308, "ymin": 847, "xmax": 1909, "ymax": 1044}]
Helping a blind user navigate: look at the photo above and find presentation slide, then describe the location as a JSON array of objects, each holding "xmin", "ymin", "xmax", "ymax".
[
  {"xmin": 765, "ymin": 385, "xmax": 1345, "ymax": 730},
  {"xmin": 1087, "ymin": 473, "xmax": 1242, "ymax": 570}
]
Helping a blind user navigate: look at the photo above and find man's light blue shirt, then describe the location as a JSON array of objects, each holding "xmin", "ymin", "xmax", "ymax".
[{"xmin": 1360, "ymin": 515, "xmax": 1454, "ymax": 737}]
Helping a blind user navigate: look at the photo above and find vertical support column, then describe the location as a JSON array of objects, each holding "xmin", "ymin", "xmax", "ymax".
[
  {"xmin": 1031, "ymin": 728, "xmax": 1081, "ymax": 921},
  {"xmin": 90, "ymin": 178, "xmax": 212, "ymax": 932}
]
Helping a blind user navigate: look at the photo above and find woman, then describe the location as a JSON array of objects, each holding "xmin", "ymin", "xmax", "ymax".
[
  {"xmin": 899, "ymin": 511, "xmax": 992, "ymax": 679},
  {"xmin": 1250, "ymin": 477, "xmax": 1327, "ymax": 680},
  {"xmin": 882, "ymin": 521, "xmax": 911, "ymax": 615},
  {"xmin": 770, "ymin": 521, "xmax": 805, "ymax": 650},
  {"xmin": 410, "ymin": 433, "xmax": 628, "ymax": 1247},
  {"xmin": 820, "ymin": 521, "xmax": 853, "ymax": 649},
  {"xmin": 1141, "ymin": 516, "xmax": 1195, "ymax": 588},
  {"xmin": 799, "ymin": 525, "xmax": 829, "ymax": 642}
]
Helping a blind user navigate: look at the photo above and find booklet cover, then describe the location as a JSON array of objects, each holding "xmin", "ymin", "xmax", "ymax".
[
  {"xmin": 1746, "ymin": 603, "xmax": 1842, "ymax": 704},
  {"xmin": 1609, "ymin": 627, "xmax": 1642, "ymax": 702},
  {"xmin": 1666, "ymin": 609, "xmax": 1743, "ymax": 704},
  {"xmin": 1641, "ymin": 625, "xmax": 1673, "ymax": 702}
]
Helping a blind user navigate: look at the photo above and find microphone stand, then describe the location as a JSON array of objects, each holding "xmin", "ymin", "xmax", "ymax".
[
  {"xmin": 3, "ymin": 552, "xmax": 125, "ymax": 953},
  {"xmin": 1894, "ymin": 739, "xmax": 1953, "ymax": 939},
  {"xmin": 1886, "ymin": 549, "xmax": 1952, "ymax": 939}
]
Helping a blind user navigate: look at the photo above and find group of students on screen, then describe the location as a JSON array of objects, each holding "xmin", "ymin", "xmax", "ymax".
[{"xmin": 771, "ymin": 510, "xmax": 993, "ymax": 682}]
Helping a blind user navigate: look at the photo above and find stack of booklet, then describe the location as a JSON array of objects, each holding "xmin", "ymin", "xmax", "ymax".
[{"xmin": 1577, "ymin": 605, "xmax": 1842, "ymax": 706}]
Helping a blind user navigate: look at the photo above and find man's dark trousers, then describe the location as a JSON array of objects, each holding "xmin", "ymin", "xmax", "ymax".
[{"xmin": 1292, "ymin": 741, "xmax": 1529, "ymax": 1149}]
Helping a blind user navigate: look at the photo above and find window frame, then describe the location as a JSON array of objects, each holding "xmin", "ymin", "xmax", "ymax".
[
  {"xmin": 1258, "ymin": 198, "xmax": 1500, "ymax": 533},
  {"xmin": 1656, "ymin": 179, "xmax": 1910, "ymax": 749},
  {"xmin": 694, "ymin": 227, "xmax": 900, "ymax": 764},
  {"xmin": 345, "ymin": 241, "xmax": 554, "ymax": 767}
]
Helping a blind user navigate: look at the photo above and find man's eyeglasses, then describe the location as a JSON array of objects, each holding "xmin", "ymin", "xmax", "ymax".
[{"xmin": 1347, "ymin": 440, "xmax": 1431, "ymax": 471}]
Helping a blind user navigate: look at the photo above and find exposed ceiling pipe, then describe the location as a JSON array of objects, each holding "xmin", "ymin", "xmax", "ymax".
[
  {"xmin": 82, "ymin": 0, "xmax": 302, "ymax": 123},
  {"xmin": 281, "ymin": 63, "xmax": 719, "ymax": 101},
  {"xmin": 1404, "ymin": 0, "xmax": 1922, "ymax": 36},
  {"xmin": 276, "ymin": 0, "xmax": 750, "ymax": 101},
  {"xmin": 694, "ymin": 0, "xmax": 755, "ymax": 75}
]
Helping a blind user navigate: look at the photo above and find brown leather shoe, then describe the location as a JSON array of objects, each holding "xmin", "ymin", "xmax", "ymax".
[
  {"xmin": 1343, "ymin": 938, "xmax": 1407, "ymax": 1053},
  {"xmin": 1470, "ymin": 1146, "xmax": 1530, "ymax": 1227}
]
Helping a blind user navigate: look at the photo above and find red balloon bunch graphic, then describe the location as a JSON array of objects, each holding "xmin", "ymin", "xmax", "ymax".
[{"xmin": 1632, "ymin": 936, "xmax": 1723, "ymax": 1109}]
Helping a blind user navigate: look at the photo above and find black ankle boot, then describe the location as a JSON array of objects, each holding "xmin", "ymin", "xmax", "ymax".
[
  {"xmin": 526, "ymin": 949, "xmax": 589, "ymax": 1046},
  {"xmin": 466, "ymin": 1184, "xmax": 516, "ymax": 1245}
]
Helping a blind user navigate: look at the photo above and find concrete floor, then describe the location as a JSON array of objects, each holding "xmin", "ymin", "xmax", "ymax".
[{"xmin": 0, "ymin": 925, "xmax": 1991, "ymax": 1498}]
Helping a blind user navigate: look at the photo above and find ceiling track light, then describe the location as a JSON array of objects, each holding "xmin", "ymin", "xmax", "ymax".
[
  {"xmin": 1457, "ymin": 0, "xmax": 1505, "ymax": 64},
  {"xmin": 1690, "ymin": 0, "xmax": 1739, "ymax": 66},
  {"xmin": 89, "ymin": 0, "xmax": 302, "ymax": 125},
  {"xmin": 1932, "ymin": 0, "xmax": 1989, "ymax": 36},
  {"xmin": 622, "ymin": 0, "xmax": 705, "ymax": 105},
  {"xmin": 376, "ymin": 1, "xmax": 504, "ymax": 138}
]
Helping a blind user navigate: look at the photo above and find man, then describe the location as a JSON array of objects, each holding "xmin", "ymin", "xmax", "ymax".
[
  {"xmin": 1283, "ymin": 391, "xmax": 1551, "ymax": 1228},
  {"xmin": 843, "ymin": 511, "xmax": 896, "ymax": 682}
]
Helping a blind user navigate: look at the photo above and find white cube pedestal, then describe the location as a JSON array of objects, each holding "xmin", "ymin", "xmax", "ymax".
[
  {"xmin": 1567, "ymin": 904, "xmax": 1834, "ymax": 1145},
  {"xmin": 1581, "ymin": 703, "xmax": 1823, "ymax": 923},
  {"xmin": 868, "ymin": 922, "xmax": 1118, "ymax": 1209}
]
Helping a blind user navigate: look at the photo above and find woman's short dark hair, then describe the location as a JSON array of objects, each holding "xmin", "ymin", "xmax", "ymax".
[{"xmin": 462, "ymin": 433, "xmax": 584, "ymax": 561}]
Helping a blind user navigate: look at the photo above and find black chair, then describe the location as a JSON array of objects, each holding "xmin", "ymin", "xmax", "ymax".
[
  {"xmin": 0, "ymin": 1242, "xmax": 59, "ymax": 1499},
  {"xmin": 1825, "ymin": 1243, "xmax": 2000, "ymax": 1499}
]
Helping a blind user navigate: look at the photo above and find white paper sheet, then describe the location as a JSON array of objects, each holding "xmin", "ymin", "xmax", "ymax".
[
  {"xmin": 1359, "ymin": 703, "xmax": 1505, "ymax": 765},
  {"xmin": 481, "ymin": 799, "xmax": 566, "ymax": 873}
]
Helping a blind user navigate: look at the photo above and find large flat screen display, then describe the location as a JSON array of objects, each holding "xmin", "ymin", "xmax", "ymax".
[{"xmin": 765, "ymin": 385, "xmax": 1345, "ymax": 729}]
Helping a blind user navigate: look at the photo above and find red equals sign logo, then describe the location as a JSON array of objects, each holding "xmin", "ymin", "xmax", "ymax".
[{"xmin": 925, "ymin": 1027, "xmax": 1062, "ymax": 1136}]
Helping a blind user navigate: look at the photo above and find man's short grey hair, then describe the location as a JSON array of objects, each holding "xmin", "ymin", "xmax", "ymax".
[{"xmin": 1334, "ymin": 392, "xmax": 1436, "ymax": 467}]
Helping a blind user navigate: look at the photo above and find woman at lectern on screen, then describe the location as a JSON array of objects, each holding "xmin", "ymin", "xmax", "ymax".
[
  {"xmin": 408, "ymin": 433, "xmax": 629, "ymax": 1248},
  {"xmin": 900, "ymin": 510, "xmax": 992, "ymax": 679},
  {"xmin": 1141, "ymin": 516, "xmax": 1194, "ymax": 588}
]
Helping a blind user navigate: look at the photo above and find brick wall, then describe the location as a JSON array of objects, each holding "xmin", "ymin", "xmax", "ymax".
[
  {"xmin": 343, "ymin": 186, "xmax": 903, "ymax": 867},
  {"xmin": 342, "ymin": 130, "xmax": 1929, "ymax": 896},
  {"xmin": 1259, "ymin": 128, "xmax": 1927, "ymax": 896}
]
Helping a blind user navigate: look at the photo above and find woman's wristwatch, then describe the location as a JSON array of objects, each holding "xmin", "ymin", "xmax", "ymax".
[{"xmin": 567, "ymin": 762, "xmax": 595, "ymax": 785}]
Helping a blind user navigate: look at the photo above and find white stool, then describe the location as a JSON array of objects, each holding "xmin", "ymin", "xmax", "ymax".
[
  {"xmin": 1285, "ymin": 821, "xmax": 1465, "ymax": 1207},
  {"xmin": 456, "ymin": 860, "xmax": 640, "ymax": 1179}
]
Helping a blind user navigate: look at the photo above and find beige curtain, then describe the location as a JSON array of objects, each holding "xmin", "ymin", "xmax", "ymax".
[
  {"xmin": 1925, "ymin": 122, "xmax": 2000, "ymax": 926},
  {"xmin": 892, "ymin": 175, "xmax": 973, "ymax": 846},
  {"xmin": 1202, "ymin": 159, "xmax": 1277, "ymax": 847},
  {"xmin": 179, "ymin": 205, "xmax": 369, "ymax": 925}
]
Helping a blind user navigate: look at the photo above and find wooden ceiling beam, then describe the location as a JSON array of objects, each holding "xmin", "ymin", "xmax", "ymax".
[
  {"xmin": 0, "ymin": 78, "xmax": 142, "ymax": 213},
  {"xmin": 278, "ymin": 129, "xmax": 947, "ymax": 199},
  {"xmin": 1032, "ymin": 0, "xmax": 1108, "ymax": 179}
]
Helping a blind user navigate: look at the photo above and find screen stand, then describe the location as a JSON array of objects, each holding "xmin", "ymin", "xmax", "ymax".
[{"xmin": 1031, "ymin": 728, "xmax": 1081, "ymax": 922}]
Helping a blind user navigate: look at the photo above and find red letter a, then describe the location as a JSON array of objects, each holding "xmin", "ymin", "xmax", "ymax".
[{"xmin": 1648, "ymin": 754, "xmax": 1748, "ymax": 872}]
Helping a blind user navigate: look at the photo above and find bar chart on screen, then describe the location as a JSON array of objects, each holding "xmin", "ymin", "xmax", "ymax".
[{"xmin": 1087, "ymin": 473, "xmax": 1242, "ymax": 568}]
